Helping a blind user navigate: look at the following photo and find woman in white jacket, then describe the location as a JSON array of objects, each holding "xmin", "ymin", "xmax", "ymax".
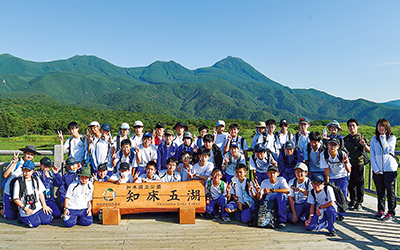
[{"xmin": 370, "ymin": 118, "xmax": 398, "ymax": 221}]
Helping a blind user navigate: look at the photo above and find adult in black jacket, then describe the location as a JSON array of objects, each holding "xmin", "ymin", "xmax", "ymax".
[{"xmin": 193, "ymin": 134, "xmax": 223, "ymax": 169}]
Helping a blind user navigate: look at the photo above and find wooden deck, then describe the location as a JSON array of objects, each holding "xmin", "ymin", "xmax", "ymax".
[{"xmin": 1, "ymin": 194, "xmax": 399, "ymax": 250}]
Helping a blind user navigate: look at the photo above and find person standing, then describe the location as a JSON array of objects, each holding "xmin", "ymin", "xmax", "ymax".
[{"xmin": 370, "ymin": 118, "xmax": 398, "ymax": 221}]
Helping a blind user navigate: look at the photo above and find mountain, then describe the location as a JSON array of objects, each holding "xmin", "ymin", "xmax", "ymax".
[
  {"xmin": 382, "ymin": 100, "xmax": 400, "ymax": 109},
  {"xmin": 1, "ymin": 53, "xmax": 400, "ymax": 125}
]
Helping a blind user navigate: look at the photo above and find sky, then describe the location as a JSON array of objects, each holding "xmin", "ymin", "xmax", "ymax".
[{"xmin": 1, "ymin": 1, "xmax": 400, "ymax": 103}]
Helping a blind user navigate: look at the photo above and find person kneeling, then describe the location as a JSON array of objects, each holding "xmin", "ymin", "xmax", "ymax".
[
  {"xmin": 305, "ymin": 173, "xmax": 337, "ymax": 237},
  {"xmin": 63, "ymin": 166, "xmax": 93, "ymax": 227},
  {"xmin": 257, "ymin": 165, "xmax": 290, "ymax": 229},
  {"xmin": 13, "ymin": 161, "xmax": 53, "ymax": 228}
]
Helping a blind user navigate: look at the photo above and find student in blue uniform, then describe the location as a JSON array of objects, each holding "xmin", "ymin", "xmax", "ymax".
[
  {"xmin": 175, "ymin": 132, "xmax": 196, "ymax": 163},
  {"xmin": 205, "ymin": 168, "xmax": 229, "ymax": 219},
  {"xmin": 1, "ymin": 145, "xmax": 41, "ymax": 220},
  {"xmin": 222, "ymin": 164, "xmax": 257, "ymax": 223},
  {"xmin": 288, "ymin": 163, "xmax": 311, "ymax": 224},
  {"xmin": 157, "ymin": 129, "xmax": 179, "ymax": 172},
  {"xmin": 63, "ymin": 166, "xmax": 93, "ymax": 227},
  {"xmin": 222, "ymin": 141, "xmax": 246, "ymax": 184},
  {"xmin": 58, "ymin": 121, "xmax": 86, "ymax": 165},
  {"xmin": 92, "ymin": 163, "xmax": 110, "ymax": 182},
  {"xmin": 305, "ymin": 173, "xmax": 337, "ymax": 237},
  {"xmin": 321, "ymin": 137, "xmax": 351, "ymax": 221},
  {"xmin": 58, "ymin": 157, "xmax": 80, "ymax": 210},
  {"xmin": 159, "ymin": 157, "xmax": 181, "ymax": 182},
  {"xmin": 13, "ymin": 161, "xmax": 53, "ymax": 228},
  {"xmin": 278, "ymin": 140, "xmax": 304, "ymax": 182},
  {"xmin": 249, "ymin": 143, "xmax": 277, "ymax": 183},
  {"xmin": 34, "ymin": 157, "xmax": 62, "ymax": 218},
  {"xmin": 305, "ymin": 131, "xmax": 324, "ymax": 177},
  {"xmin": 257, "ymin": 165, "xmax": 290, "ymax": 229}
]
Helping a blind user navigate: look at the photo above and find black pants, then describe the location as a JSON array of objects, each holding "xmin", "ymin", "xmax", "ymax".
[
  {"xmin": 373, "ymin": 171, "xmax": 397, "ymax": 215},
  {"xmin": 348, "ymin": 163, "xmax": 365, "ymax": 204}
]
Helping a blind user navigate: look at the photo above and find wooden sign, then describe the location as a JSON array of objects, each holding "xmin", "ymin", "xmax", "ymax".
[{"xmin": 92, "ymin": 180, "xmax": 206, "ymax": 224}]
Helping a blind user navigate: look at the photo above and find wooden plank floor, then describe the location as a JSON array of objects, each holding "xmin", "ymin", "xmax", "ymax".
[{"xmin": 1, "ymin": 194, "xmax": 400, "ymax": 250}]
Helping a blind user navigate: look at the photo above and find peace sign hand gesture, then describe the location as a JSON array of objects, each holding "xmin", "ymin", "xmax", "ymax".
[
  {"xmin": 57, "ymin": 130, "xmax": 63, "ymax": 142},
  {"xmin": 12, "ymin": 151, "xmax": 19, "ymax": 163}
]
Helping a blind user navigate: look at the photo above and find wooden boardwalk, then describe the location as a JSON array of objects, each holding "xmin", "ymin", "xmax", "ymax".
[{"xmin": 1, "ymin": 194, "xmax": 400, "ymax": 250}]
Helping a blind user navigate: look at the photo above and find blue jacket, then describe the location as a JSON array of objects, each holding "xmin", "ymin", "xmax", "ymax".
[
  {"xmin": 175, "ymin": 143, "xmax": 195, "ymax": 164},
  {"xmin": 157, "ymin": 142, "xmax": 179, "ymax": 171},
  {"xmin": 58, "ymin": 171, "xmax": 79, "ymax": 201},
  {"xmin": 278, "ymin": 149, "xmax": 304, "ymax": 182}
]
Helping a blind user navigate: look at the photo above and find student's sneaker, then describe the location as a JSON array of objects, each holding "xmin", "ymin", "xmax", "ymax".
[
  {"xmin": 354, "ymin": 203, "xmax": 362, "ymax": 211},
  {"xmin": 337, "ymin": 215, "xmax": 344, "ymax": 221},
  {"xmin": 374, "ymin": 211, "xmax": 385, "ymax": 220},
  {"xmin": 277, "ymin": 222, "xmax": 286, "ymax": 229},
  {"xmin": 328, "ymin": 230, "xmax": 337, "ymax": 237},
  {"xmin": 348, "ymin": 201, "xmax": 355, "ymax": 210},
  {"xmin": 381, "ymin": 213, "xmax": 394, "ymax": 221},
  {"xmin": 222, "ymin": 216, "xmax": 231, "ymax": 222}
]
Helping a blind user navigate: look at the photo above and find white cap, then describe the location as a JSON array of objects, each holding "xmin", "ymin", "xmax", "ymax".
[
  {"xmin": 216, "ymin": 120, "xmax": 225, "ymax": 127},
  {"xmin": 133, "ymin": 120, "xmax": 143, "ymax": 127},
  {"xmin": 294, "ymin": 162, "xmax": 308, "ymax": 172},
  {"xmin": 88, "ymin": 121, "xmax": 100, "ymax": 127},
  {"xmin": 120, "ymin": 123, "xmax": 130, "ymax": 130}
]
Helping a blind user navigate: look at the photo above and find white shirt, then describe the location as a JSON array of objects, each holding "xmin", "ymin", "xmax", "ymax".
[
  {"xmin": 64, "ymin": 136, "xmax": 85, "ymax": 162},
  {"xmin": 174, "ymin": 135, "xmax": 184, "ymax": 147},
  {"xmin": 14, "ymin": 177, "xmax": 45, "ymax": 217},
  {"xmin": 295, "ymin": 131, "xmax": 310, "ymax": 160},
  {"xmin": 265, "ymin": 133, "xmax": 280, "ymax": 154},
  {"xmin": 137, "ymin": 144, "xmax": 157, "ymax": 168},
  {"xmin": 91, "ymin": 136, "xmax": 112, "ymax": 170},
  {"xmin": 320, "ymin": 150, "xmax": 348, "ymax": 179},
  {"xmin": 260, "ymin": 176, "xmax": 289, "ymax": 201},
  {"xmin": 176, "ymin": 163, "xmax": 193, "ymax": 181},
  {"xmin": 215, "ymin": 133, "xmax": 228, "ymax": 149},
  {"xmin": 65, "ymin": 180, "xmax": 93, "ymax": 210},
  {"xmin": 277, "ymin": 131, "xmax": 293, "ymax": 148},
  {"xmin": 230, "ymin": 177, "xmax": 255, "ymax": 205},
  {"xmin": 307, "ymin": 185, "xmax": 337, "ymax": 212},
  {"xmin": 114, "ymin": 150, "xmax": 135, "ymax": 172},
  {"xmin": 130, "ymin": 134, "xmax": 143, "ymax": 148},
  {"xmin": 109, "ymin": 173, "xmax": 134, "ymax": 183},
  {"xmin": 192, "ymin": 162, "xmax": 214, "ymax": 180},
  {"xmin": 205, "ymin": 180, "xmax": 227, "ymax": 200},
  {"xmin": 159, "ymin": 170, "xmax": 181, "ymax": 182},
  {"xmin": 136, "ymin": 173, "xmax": 161, "ymax": 183},
  {"xmin": 249, "ymin": 154, "xmax": 271, "ymax": 173},
  {"xmin": 223, "ymin": 152, "xmax": 246, "ymax": 176},
  {"xmin": 288, "ymin": 177, "xmax": 312, "ymax": 204},
  {"xmin": 112, "ymin": 135, "xmax": 132, "ymax": 152}
]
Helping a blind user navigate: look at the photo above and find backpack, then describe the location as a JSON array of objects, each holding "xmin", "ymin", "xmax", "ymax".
[
  {"xmin": 116, "ymin": 135, "xmax": 121, "ymax": 152},
  {"xmin": 311, "ymin": 182, "xmax": 348, "ymax": 213},
  {"xmin": 256, "ymin": 200, "xmax": 276, "ymax": 228},
  {"xmin": 251, "ymin": 149, "xmax": 274, "ymax": 171},
  {"xmin": 323, "ymin": 149, "xmax": 344, "ymax": 164},
  {"xmin": 1, "ymin": 160, "xmax": 21, "ymax": 189},
  {"xmin": 9, "ymin": 175, "xmax": 40, "ymax": 212}
]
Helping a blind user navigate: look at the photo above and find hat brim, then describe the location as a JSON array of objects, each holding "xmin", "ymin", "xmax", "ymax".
[
  {"xmin": 65, "ymin": 160, "xmax": 80, "ymax": 167},
  {"xmin": 19, "ymin": 148, "xmax": 41, "ymax": 155},
  {"xmin": 78, "ymin": 172, "xmax": 92, "ymax": 178}
]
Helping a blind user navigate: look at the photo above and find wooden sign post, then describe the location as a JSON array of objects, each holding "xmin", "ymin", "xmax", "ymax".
[{"xmin": 92, "ymin": 180, "xmax": 206, "ymax": 225}]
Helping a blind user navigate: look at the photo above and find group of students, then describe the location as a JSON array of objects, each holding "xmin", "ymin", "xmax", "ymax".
[{"xmin": 0, "ymin": 117, "xmax": 397, "ymax": 237}]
